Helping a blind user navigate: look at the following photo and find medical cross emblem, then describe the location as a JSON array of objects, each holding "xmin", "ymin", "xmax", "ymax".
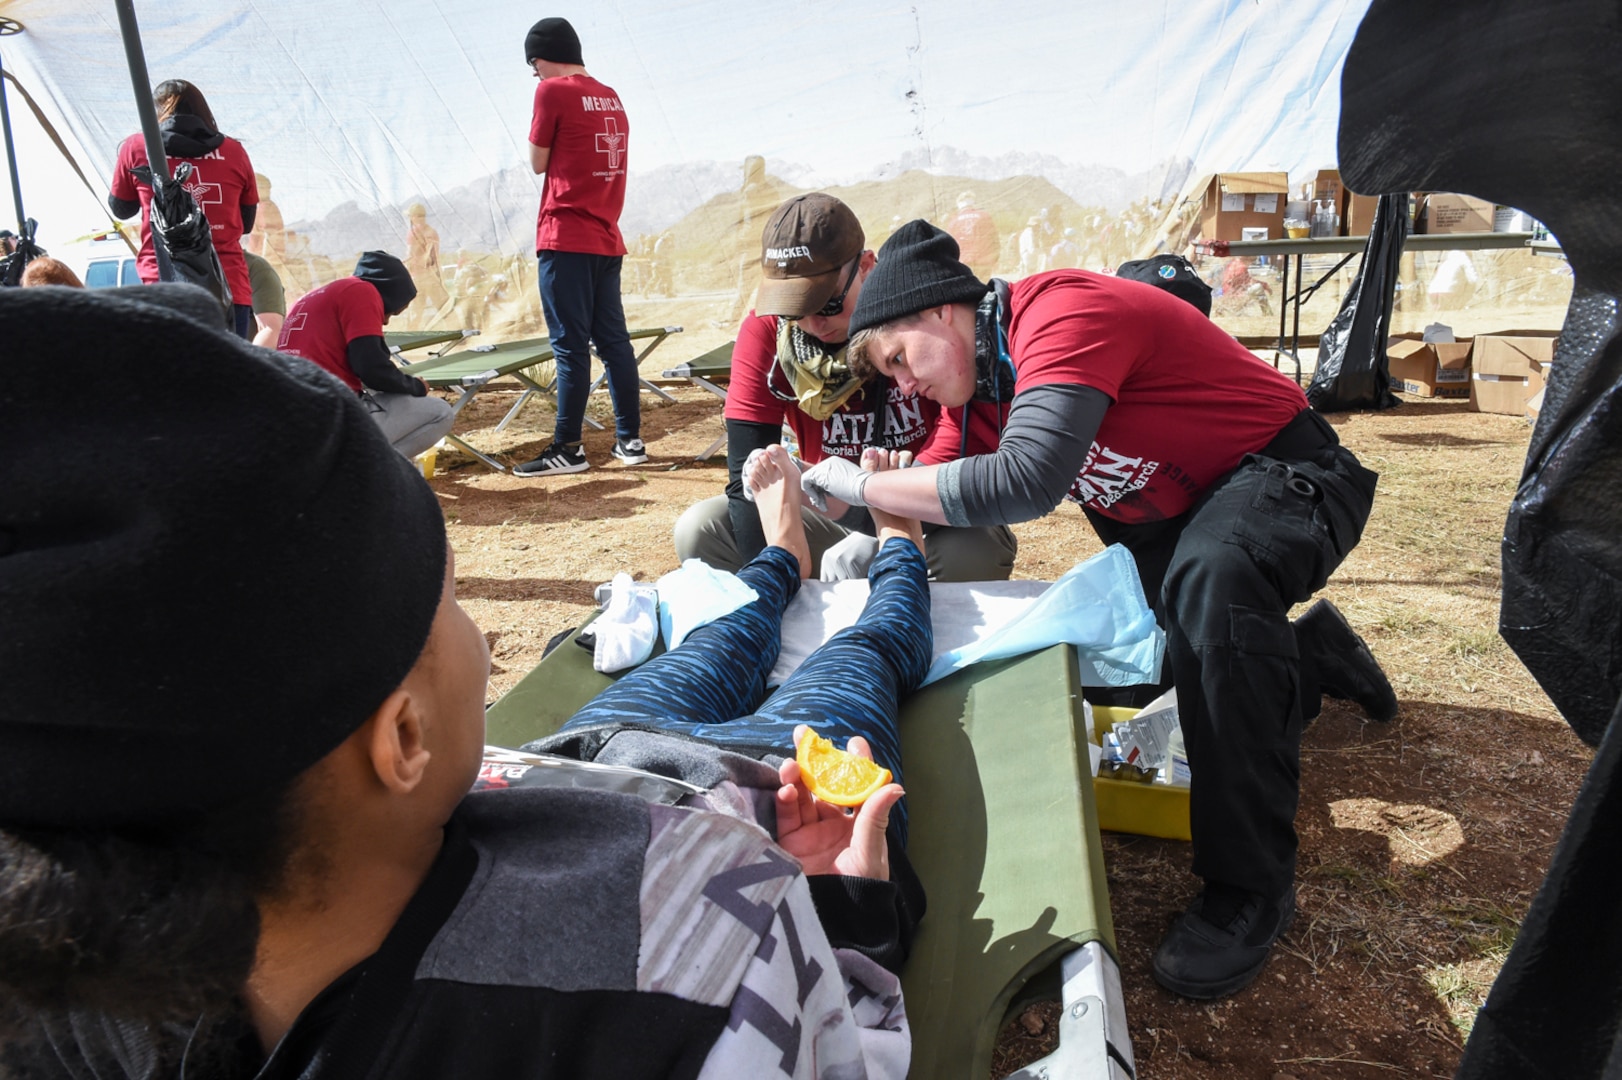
[
  {"xmin": 283, "ymin": 312, "xmax": 307, "ymax": 334},
  {"xmin": 182, "ymin": 178, "xmax": 223, "ymax": 210},
  {"xmin": 595, "ymin": 117, "xmax": 625, "ymax": 170}
]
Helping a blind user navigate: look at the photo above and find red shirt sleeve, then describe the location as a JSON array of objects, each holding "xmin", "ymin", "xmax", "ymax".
[
  {"xmin": 722, "ymin": 312, "xmax": 789, "ymax": 426},
  {"xmin": 338, "ymin": 280, "xmax": 385, "ymax": 344},
  {"xmin": 1009, "ymin": 279, "xmax": 1147, "ymax": 402},
  {"xmin": 110, "ymin": 135, "xmax": 143, "ymax": 202},
  {"xmin": 529, "ymin": 82, "xmax": 558, "ymax": 148}
]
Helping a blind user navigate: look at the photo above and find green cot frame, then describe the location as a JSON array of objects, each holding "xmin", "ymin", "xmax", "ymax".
[
  {"xmin": 485, "ymin": 627, "xmax": 1135, "ymax": 1079},
  {"xmin": 397, "ymin": 326, "xmax": 683, "ymax": 472}
]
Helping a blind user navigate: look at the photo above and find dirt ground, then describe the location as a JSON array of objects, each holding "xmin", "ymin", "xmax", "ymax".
[{"xmin": 430, "ymin": 357, "xmax": 1591, "ymax": 1080}]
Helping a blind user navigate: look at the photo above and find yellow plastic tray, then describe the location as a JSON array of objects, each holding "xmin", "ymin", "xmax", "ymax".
[{"xmin": 1090, "ymin": 704, "xmax": 1192, "ymax": 841}]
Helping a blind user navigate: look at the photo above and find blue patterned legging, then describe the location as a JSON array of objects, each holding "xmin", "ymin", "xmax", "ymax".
[{"xmin": 559, "ymin": 539, "xmax": 932, "ymax": 837}]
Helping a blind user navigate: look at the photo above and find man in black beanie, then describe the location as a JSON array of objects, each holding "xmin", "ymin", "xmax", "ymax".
[
  {"xmin": 277, "ymin": 249, "xmax": 455, "ymax": 459},
  {"xmin": 515, "ymin": 15, "xmax": 649, "ymax": 476},
  {"xmin": 0, "ymin": 286, "xmax": 922, "ymax": 1077},
  {"xmin": 801, "ymin": 218, "xmax": 1398, "ymax": 1001}
]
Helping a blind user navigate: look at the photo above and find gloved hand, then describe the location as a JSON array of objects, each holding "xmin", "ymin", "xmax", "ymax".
[
  {"xmin": 742, "ymin": 446, "xmax": 805, "ymax": 502},
  {"xmin": 800, "ymin": 455, "xmax": 870, "ymax": 513}
]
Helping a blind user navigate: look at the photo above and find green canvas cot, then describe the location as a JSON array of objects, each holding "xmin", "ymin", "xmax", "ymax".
[{"xmin": 485, "ymin": 622, "xmax": 1135, "ymax": 1079}]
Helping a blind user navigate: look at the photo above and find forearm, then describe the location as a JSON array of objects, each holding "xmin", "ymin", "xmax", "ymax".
[
  {"xmin": 940, "ymin": 384, "xmax": 1108, "ymax": 526},
  {"xmin": 724, "ymin": 420, "xmax": 778, "ymax": 562},
  {"xmin": 805, "ymin": 841, "xmax": 926, "ymax": 975},
  {"xmin": 858, "ymin": 465, "xmax": 951, "ymax": 524},
  {"xmin": 347, "ymin": 337, "xmax": 424, "ymax": 396}
]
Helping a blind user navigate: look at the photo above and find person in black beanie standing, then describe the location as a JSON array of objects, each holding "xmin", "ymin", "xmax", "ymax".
[
  {"xmin": 801, "ymin": 218, "xmax": 1399, "ymax": 1001},
  {"xmin": 512, "ymin": 16, "xmax": 649, "ymax": 477},
  {"xmin": 278, "ymin": 250, "xmax": 454, "ymax": 459}
]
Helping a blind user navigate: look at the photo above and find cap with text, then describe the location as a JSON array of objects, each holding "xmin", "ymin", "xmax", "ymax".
[{"xmin": 755, "ymin": 193, "xmax": 865, "ymax": 318}]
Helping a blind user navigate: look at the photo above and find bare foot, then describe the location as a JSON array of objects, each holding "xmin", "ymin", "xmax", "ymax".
[
  {"xmin": 751, "ymin": 444, "xmax": 813, "ymax": 579},
  {"xmin": 860, "ymin": 448, "xmax": 926, "ymax": 551}
]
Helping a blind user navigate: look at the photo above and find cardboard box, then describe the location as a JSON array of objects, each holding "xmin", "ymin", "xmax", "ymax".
[
  {"xmin": 1344, "ymin": 191, "xmax": 1382, "ymax": 236},
  {"xmin": 1494, "ymin": 206, "xmax": 1537, "ymax": 233},
  {"xmin": 1471, "ymin": 330, "xmax": 1561, "ymax": 414},
  {"xmin": 1200, "ymin": 172, "xmax": 1289, "ymax": 242},
  {"xmin": 1416, "ymin": 192, "xmax": 1495, "ymax": 235},
  {"xmin": 1387, "ymin": 333, "xmax": 1473, "ymax": 398}
]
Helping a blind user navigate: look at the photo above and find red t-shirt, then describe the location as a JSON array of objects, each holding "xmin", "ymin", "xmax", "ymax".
[
  {"xmin": 110, "ymin": 132, "xmax": 258, "ymax": 305},
  {"xmin": 725, "ymin": 312, "xmax": 941, "ymax": 464},
  {"xmin": 276, "ymin": 277, "xmax": 384, "ymax": 393},
  {"xmin": 929, "ymin": 270, "xmax": 1308, "ymax": 524},
  {"xmin": 529, "ymin": 74, "xmax": 628, "ymax": 256}
]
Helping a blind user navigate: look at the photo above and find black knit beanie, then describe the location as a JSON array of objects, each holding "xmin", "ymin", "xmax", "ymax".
[
  {"xmin": 0, "ymin": 285, "xmax": 447, "ymax": 831},
  {"xmin": 354, "ymin": 250, "xmax": 417, "ymax": 315},
  {"xmin": 848, "ymin": 219, "xmax": 990, "ymax": 335},
  {"xmin": 525, "ymin": 17, "xmax": 584, "ymax": 65}
]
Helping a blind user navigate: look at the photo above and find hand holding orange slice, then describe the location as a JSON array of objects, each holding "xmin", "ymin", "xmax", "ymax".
[{"xmin": 794, "ymin": 732, "xmax": 893, "ymax": 807}]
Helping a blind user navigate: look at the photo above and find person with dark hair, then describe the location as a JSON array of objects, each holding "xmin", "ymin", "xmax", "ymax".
[
  {"xmin": 0, "ymin": 285, "xmax": 924, "ymax": 1078},
  {"xmin": 108, "ymin": 79, "xmax": 259, "ymax": 339},
  {"xmin": 513, "ymin": 16, "xmax": 649, "ymax": 476},
  {"xmin": 277, "ymin": 251, "xmax": 454, "ymax": 459},
  {"xmin": 673, "ymin": 192, "xmax": 1017, "ymax": 582},
  {"xmin": 802, "ymin": 218, "xmax": 1398, "ymax": 1001}
]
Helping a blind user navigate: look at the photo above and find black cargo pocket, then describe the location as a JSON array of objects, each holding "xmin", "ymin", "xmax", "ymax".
[
  {"xmin": 1229, "ymin": 604, "xmax": 1302, "ymax": 736},
  {"xmin": 1229, "ymin": 457, "xmax": 1334, "ymax": 602}
]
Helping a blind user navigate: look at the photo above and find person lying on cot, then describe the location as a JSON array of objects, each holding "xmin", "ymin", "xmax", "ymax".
[{"xmin": 0, "ymin": 283, "xmax": 926, "ymax": 1079}]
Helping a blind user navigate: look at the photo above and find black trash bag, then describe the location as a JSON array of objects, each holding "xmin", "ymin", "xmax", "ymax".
[
  {"xmin": 1303, "ymin": 193, "xmax": 1403, "ymax": 413},
  {"xmin": 0, "ymin": 217, "xmax": 46, "ymax": 287},
  {"xmin": 1338, "ymin": 4, "xmax": 1622, "ymax": 1078},
  {"xmin": 1340, "ymin": 0, "xmax": 1622, "ymax": 746},
  {"xmin": 131, "ymin": 161, "xmax": 232, "ymax": 327}
]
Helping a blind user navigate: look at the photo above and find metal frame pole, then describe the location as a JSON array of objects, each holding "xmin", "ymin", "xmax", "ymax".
[
  {"xmin": 0, "ymin": 48, "xmax": 27, "ymax": 233},
  {"xmin": 112, "ymin": 0, "xmax": 174, "ymax": 281}
]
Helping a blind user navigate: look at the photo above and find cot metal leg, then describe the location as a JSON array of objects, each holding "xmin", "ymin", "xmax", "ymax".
[
  {"xmin": 1002, "ymin": 943, "xmax": 1135, "ymax": 1080},
  {"xmin": 438, "ymin": 379, "xmax": 509, "ymax": 472},
  {"xmin": 497, "ymin": 374, "xmax": 605, "ymax": 433}
]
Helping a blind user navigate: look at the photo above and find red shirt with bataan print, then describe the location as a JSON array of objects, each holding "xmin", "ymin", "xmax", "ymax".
[
  {"xmin": 110, "ymin": 133, "xmax": 258, "ymax": 306},
  {"xmin": 726, "ymin": 312, "xmax": 941, "ymax": 464},
  {"xmin": 928, "ymin": 270, "xmax": 1307, "ymax": 524},
  {"xmin": 276, "ymin": 277, "xmax": 384, "ymax": 393},
  {"xmin": 529, "ymin": 74, "xmax": 628, "ymax": 256}
]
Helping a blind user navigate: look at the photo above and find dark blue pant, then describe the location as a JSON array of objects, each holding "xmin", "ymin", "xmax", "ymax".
[
  {"xmin": 535, "ymin": 250, "xmax": 641, "ymax": 445},
  {"xmin": 559, "ymin": 540, "xmax": 933, "ymax": 840},
  {"xmin": 1100, "ymin": 443, "xmax": 1377, "ymax": 899}
]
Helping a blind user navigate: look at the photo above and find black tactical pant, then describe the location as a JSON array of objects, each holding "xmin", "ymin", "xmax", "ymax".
[{"xmin": 1089, "ymin": 411, "xmax": 1378, "ymax": 898}]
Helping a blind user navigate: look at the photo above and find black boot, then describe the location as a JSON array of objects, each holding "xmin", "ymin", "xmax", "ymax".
[
  {"xmin": 1152, "ymin": 883, "xmax": 1295, "ymax": 999},
  {"xmin": 1295, "ymin": 599, "xmax": 1398, "ymax": 722}
]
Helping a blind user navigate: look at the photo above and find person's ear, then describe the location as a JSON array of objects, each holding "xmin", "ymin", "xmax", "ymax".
[
  {"xmin": 858, "ymin": 249, "xmax": 877, "ymax": 274},
  {"xmin": 363, "ymin": 689, "xmax": 432, "ymax": 795}
]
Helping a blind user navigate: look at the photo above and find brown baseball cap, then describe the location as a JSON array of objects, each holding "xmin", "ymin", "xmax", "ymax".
[{"xmin": 755, "ymin": 194, "xmax": 865, "ymax": 318}]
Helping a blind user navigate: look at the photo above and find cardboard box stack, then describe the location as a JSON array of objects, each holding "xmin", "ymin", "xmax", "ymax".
[
  {"xmin": 1471, "ymin": 330, "xmax": 1561, "ymax": 415},
  {"xmin": 1200, "ymin": 172, "xmax": 1289, "ymax": 242},
  {"xmin": 1415, "ymin": 193, "xmax": 1495, "ymax": 235},
  {"xmin": 1387, "ymin": 333, "xmax": 1473, "ymax": 398}
]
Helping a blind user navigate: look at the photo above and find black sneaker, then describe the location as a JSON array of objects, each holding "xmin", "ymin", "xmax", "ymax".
[
  {"xmin": 1152, "ymin": 884, "xmax": 1295, "ymax": 999},
  {"xmin": 1295, "ymin": 599, "xmax": 1398, "ymax": 721},
  {"xmin": 610, "ymin": 437, "xmax": 649, "ymax": 465},
  {"xmin": 513, "ymin": 442, "xmax": 588, "ymax": 477}
]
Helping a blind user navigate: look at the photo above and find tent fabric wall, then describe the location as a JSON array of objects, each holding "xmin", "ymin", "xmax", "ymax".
[{"xmin": 0, "ymin": 0, "xmax": 1371, "ymax": 260}]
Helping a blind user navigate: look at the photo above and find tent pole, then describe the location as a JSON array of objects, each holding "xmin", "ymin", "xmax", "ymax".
[
  {"xmin": 112, "ymin": 0, "xmax": 174, "ymax": 281},
  {"xmin": 0, "ymin": 50, "xmax": 27, "ymax": 233}
]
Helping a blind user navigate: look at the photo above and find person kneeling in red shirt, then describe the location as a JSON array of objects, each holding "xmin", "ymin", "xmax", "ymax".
[{"xmin": 278, "ymin": 251, "xmax": 454, "ymax": 460}]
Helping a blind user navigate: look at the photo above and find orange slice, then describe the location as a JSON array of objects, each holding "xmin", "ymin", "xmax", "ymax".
[{"xmin": 795, "ymin": 733, "xmax": 893, "ymax": 807}]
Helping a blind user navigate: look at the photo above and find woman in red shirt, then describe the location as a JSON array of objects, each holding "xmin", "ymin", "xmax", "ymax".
[{"xmin": 108, "ymin": 80, "xmax": 259, "ymax": 339}]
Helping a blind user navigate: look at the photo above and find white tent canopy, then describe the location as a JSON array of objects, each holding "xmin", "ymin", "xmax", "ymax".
[{"xmin": 1, "ymin": 0, "xmax": 1370, "ymax": 260}]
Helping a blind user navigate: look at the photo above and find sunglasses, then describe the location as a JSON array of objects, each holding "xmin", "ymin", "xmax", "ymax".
[{"xmin": 807, "ymin": 258, "xmax": 859, "ymax": 319}]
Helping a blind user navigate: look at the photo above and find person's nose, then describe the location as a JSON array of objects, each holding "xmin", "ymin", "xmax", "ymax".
[{"xmin": 893, "ymin": 370, "xmax": 918, "ymax": 394}]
